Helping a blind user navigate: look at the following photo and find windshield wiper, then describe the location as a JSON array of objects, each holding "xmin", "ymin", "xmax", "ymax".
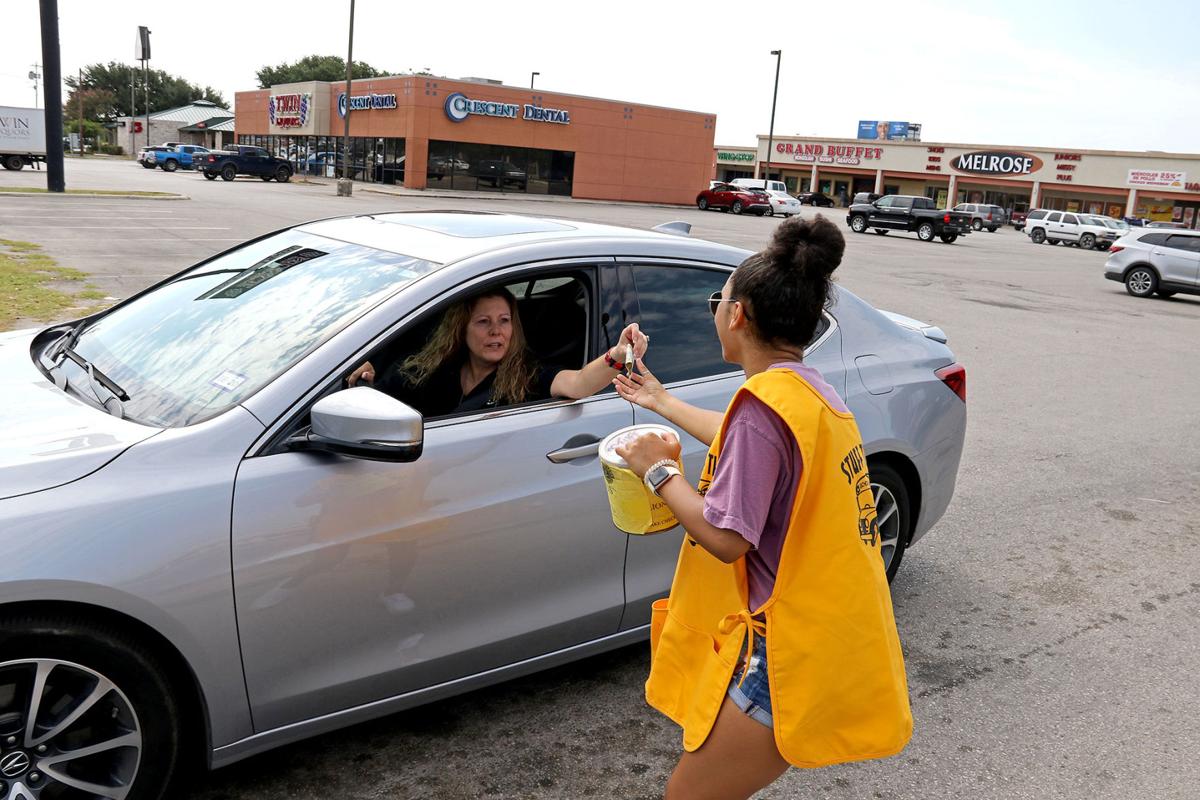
[{"xmin": 47, "ymin": 340, "xmax": 130, "ymax": 418}]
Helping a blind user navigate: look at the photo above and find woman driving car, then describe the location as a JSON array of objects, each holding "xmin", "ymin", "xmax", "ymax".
[{"xmin": 347, "ymin": 286, "xmax": 648, "ymax": 417}]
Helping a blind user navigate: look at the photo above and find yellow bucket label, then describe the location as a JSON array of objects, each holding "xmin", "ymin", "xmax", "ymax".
[{"xmin": 599, "ymin": 425, "xmax": 683, "ymax": 535}]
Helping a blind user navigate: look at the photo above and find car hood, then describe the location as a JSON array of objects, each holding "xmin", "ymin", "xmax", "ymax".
[{"xmin": 0, "ymin": 329, "xmax": 161, "ymax": 500}]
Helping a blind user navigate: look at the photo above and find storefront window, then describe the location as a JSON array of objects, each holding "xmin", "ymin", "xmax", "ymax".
[{"xmin": 427, "ymin": 140, "xmax": 574, "ymax": 196}]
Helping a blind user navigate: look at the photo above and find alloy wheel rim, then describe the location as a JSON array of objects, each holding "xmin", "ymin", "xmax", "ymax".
[
  {"xmin": 1129, "ymin": 271, "xmax": 1152, "ymax": 294},
  {"xmin": 0, "ymin": 659, "xmax": 142, "ymax": 799},
  {"xmin": 871, "ymin": 482, "xmax": 901, "ymax": 572},
  {"xmin": 852, "ymin": 217, "xmax": 865, "ymax": 232}
]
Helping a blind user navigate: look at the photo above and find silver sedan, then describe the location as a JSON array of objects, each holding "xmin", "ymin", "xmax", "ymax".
[{"xmin": 0, "ymin": 212, "xmax": 965, "ymax": 798}]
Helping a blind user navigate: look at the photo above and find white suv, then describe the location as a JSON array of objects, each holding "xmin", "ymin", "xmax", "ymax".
[
  {"xmin": 730, "ymin": 179, "xmax": 802, "ymax": 217},
  {"xmin": 1024, "ymin": 209, "xmax": 1121, "ymax": 250},
  {"xmin": 1104, "ymin": 229, "xmax": 1200, "ymax": 298}
]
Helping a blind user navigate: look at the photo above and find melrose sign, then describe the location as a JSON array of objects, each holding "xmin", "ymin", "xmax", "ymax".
[
  {"xmin": 952, "ymin": 150, "xmax": 1044, "ymax": 176},
  {"xmin": 444, "ymin": 92, "xmax": 570, "ymax": 125}
]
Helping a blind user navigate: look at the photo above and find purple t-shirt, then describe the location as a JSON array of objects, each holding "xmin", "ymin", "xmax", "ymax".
[{"xmin": 702, "ymin": 363, "xmax": 849, "ymax": 611}]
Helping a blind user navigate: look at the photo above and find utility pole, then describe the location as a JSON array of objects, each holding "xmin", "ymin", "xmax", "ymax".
[
  {"xmin": 130, "ymin": 75, "xmax": 136, "ymax": 156},
  {"xmin": 337, "ymin": 0, "xmax": 355, "ymax": 196},
  {"xmin": 136, "ymin": 26, "xmax": 151, "ymax": 152},
  {"xmin": 39, "ymin": 0, "xmax": 64, "ymax": 192},
  {"xmin": 77, "ymin": 68, "xmax": 84, "ymax": 156},
  {"xmin": 764, "ymin": 50, "xmax": 781, "ymax": 186},
  {"xmin": 29, "ymin": 64, "xmax": 41, "ymax": 108}
]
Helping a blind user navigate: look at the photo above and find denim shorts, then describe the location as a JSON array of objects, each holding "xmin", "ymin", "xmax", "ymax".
[{"xmin": 727, "ymin": 633, "xmax": 772, "ymax": 728}]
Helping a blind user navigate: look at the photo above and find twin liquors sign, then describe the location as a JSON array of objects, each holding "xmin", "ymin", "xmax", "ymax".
[
  {"xmin": 268, "ymin": 93, "xmax": 311, "ymax": 128},
  {"xmin": 444, "ymin": 92, "xmax": 570, "ymax": 125}
]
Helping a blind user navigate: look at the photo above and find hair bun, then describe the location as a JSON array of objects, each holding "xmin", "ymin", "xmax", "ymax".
[{"xmin": 763, "ymin": 215, "xmax": 844, "ymax": 279}]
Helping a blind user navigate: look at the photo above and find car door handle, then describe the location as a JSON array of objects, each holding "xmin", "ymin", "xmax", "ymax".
[{"xmin": 546, "ymin": 435, "xmax": 602, "ymax": 463}]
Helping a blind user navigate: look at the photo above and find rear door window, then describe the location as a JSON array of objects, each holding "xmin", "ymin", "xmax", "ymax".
[
  {"xmin": 631, "ymin": 265, "xmax": 732, "ymax": 384},
  {"xmin": 1165, "ymin": 234, "xmax": 1200, "ymax": 252},
  {"xmin": 1046, "ymin": 212, "xmax": 1062, "ymax": 223},
  {"xmin": 1062, "ymin": 214, "xmax": 1078, "ymax": 225}
]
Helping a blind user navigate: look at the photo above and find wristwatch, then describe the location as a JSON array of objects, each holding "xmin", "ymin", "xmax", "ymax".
[{"xmin": 644, "ymin": 459, "xmax": 682, "ymax": 497}]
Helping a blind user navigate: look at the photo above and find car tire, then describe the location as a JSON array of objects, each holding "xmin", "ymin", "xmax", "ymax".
[
  {"xmin": 141, "ymin": 161, "xmax": 157, "ymax": 170},
  {"xmin": 849, "ymin": 215, "xmax": 868, "ymax": 233},
  {"xmin": 1080, "ymin": 233, "xmax": 1096, "ymax": 250},
  {"xmin": 203, "ymin": 171, "xmax": 217, "ymax": 181},
  {"xmin": 867, "ymin": 462, "xmax": 910, "ymax": 583},
  {"xmin": 1030, "ymin": 228, "xmax": 1046, "ymax": 244},
  {"xmin": 916, "ymin": 222, "xmax": 935, "ymax": 242},
  {"xmin": 988, "ymin": 226, "xmax": 998, "ymax": 232},
  {"xmin": 162, "ymin": 159, "xmax": 178, "ymax": 173},
  {"xmin": 1098, "ymin": 242, "xmax": 1111, "ymax": 251},
  {"xmin": 766, "ymin": 206, "xmax": 775, "ymax": 217},
  {"xmin": 940, "ymin": 232, "xmax": 959, "ymax": 243},
  {"xmin": 2, "ymin": 154, "xmax": 25, "ymax": 171},
  {"xmin": 697, "ymin": 198, "xmax": 708, "ymax": 211},
  {"xmin": 1050, "ymin": 238, "xmax": 1062, "ymax": 245},
  {"xmin": 971, "ymin": 218, "xmax": 982, "ymax": 231},
  {"xmin": 731, "ymin": 201, "xmax": 744, "ymax": 215},
  {"xmin": 1124, "ymin": 266, "xmax": 1158, "ymax": 297},
  {"xmin": 0, "ymin": 614, "xmax": 184, "ymax": 800},
  {"xmin": 872, "ymin": 229, "xmax": 889, "ymax": 235},
  {"xmin": 275, "ymin": 167, "xmax": 291, "ymax": 183},
  {"xmin": 220, "ymin": 165, "xmax": 236, "ymax": 182}
]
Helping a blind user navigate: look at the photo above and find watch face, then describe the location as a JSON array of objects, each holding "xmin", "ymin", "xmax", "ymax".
[{"xmin": 648, "ymin": 466, "xmax": 670, "ymax": 489}]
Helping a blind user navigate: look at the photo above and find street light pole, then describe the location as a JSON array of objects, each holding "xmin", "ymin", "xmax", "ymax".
[
  {"xmin": 38, "ymin": 0, "xmax": 64, "ymax": 192},
  {"xmin": 530, "ymin": 71, "xmax": 539, "ymax": 90},
  {"xmin": 338, "ymin": 0, "xmax": 356, "ymax": 197},
  {"xmin": 764, "ymin": 49, "xmax": 781, "ymax": 188}
]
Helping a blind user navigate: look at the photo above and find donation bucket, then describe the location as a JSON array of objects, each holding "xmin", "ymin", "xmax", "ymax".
[{"xmin": 599, "ymin": 424, "xmax": 683, "ymax": 535}]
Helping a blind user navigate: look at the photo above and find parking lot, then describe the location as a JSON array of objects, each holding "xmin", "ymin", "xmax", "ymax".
[{"xmin": 2, "ymin": 160, "xmax": 1199, "ymax": 799}]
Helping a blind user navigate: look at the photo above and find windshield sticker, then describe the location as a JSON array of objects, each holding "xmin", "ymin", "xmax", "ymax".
[{"xmin": 210, "ymin": 370, "xmax": 248, "ymax": 392}]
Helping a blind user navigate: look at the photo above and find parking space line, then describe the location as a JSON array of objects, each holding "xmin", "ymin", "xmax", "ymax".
[{"xmin": 2, "ymin": 225, "xmax": 230, "ymax": 230}]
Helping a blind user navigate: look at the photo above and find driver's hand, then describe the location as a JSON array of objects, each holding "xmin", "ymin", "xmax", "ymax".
[{"xmin": 348, "ymin": 360, "xmax": 375, "ymax": 386}]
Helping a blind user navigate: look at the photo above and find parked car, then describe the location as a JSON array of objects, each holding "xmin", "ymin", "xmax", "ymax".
[
  {"xmin": 846, "ymin": 195, "xmax": 973, "ymax": 243},
  {"xmin": 470, "ymin": 159, "xmax": 527, "ymax": 189},
  {"xmin": 852, "ymin": 192, "xmax": 882, "ymax": 205},
  {"xmin": 1146, "ymin": 221, "xmax": 1186, "ymax": 229},
  {"xmin": 953, "ymin": 203, "xmax": 1006, "ymax": 232},
  {"xmin": 137, "ymin": 145, "xmax": 170, "ymax": 169},
  {"xmin": 799, "ymin": 191, "xmax": 836, "ymax": 207},
  {"xmin": 1023, "ymin": 209, "xmax": 1119, "ymax": 249},
  {"xmin": 0, "ymin": 211, "xmax": 964, "ymax": 797},
  {"xmin": 728, "ymin": 179, "xmax": 801, "ymax": 216},
  {"xmin": 1104, "ymin": 229, "xmax": 1200, "ymax": 298},
  {"xmin": 696, "ymin": 183, "xmax": 771, "ymax": 215},
  {"xmin": 1101, "ymin": 217, "xmax": 1131, "ymax": 238},
  {"xmin": 305, "ymin": 151, "xmax": 340, "ymax": 175},
  {"xmin": 1009, "ymin": 208, "xmax": 1029, "ymax": 230},
  {"xmin": 197, "ymin": 145, "xmax": 294, "ymax": 182},
  {"xmin": 730, "ymin": 178, "xmax": 787, "ymax": 194},
  {"xmin": 157, "ymin": 144, "xmax": 211, "ymax": 172}
]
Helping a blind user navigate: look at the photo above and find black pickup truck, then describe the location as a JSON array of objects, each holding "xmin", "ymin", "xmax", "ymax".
[
  {"xmin": 846, "ymin": 195, "xmax": 972, "ymax": 243},
  {"xmin": 197, "ymin": 145, "xmax": 294, "ymax": 182}
]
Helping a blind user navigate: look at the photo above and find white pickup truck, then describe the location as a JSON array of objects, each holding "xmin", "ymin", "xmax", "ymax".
[{"xmin": 0, "ymin": 106, "xmax": 47, "ymax": 171}]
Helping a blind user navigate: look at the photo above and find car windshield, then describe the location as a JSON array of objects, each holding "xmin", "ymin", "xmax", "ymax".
[{"xmin": 63, "ymin": 231, "xmax": 438, "ymax": 427}]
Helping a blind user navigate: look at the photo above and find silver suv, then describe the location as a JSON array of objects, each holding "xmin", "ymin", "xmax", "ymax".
[
  {"xmin": 1104, "ymin": 228, "xmax": 1200, "ymax": 298},
  {"xmin": 953, "ymin": 203, "xmax": 1006, "ymax": 232}
]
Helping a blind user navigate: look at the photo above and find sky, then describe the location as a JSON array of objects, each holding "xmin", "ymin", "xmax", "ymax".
[{"xmin": 3, "ymin": 0, "xmax": 1199, "ymax": 153}]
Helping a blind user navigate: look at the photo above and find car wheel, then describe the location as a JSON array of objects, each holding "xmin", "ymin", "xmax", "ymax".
[
  {"xmin": 1124, "ymin": 266, "xmax": 1157, "ymax": 297},
  {"xmin": 0, "ymin": 615, "xmax": 183, "ymax": 800},
  {"xmin": 868, "ymin": 462, "xmax": 910, "ymax": 582},
  {"xmin": 765, "ymin": 206, "xmax": 775, "ymax": 217},
  {"xmin": 988, "ymin": 226, "xmax": 998, "ymax": 232},
  {"xmin": 849, "ymin": 215, "xmax": 868, "ymax": 233},
  {"xmin": 1098, "ymin": 242, "xmax": 1111, "ymax": 251},
  {"xmin": 939, "ymin": 232, "xmax": 959, "ymax": 243},
  {"xmin": 916, "ymin": 222, "xmax": 935, "ymax": 241},
  {"xmin": 697, "ymin": 198, "xmax": 708, "ymax": 211},
  {"xmin": 220, "ymin": 165, "xmax": 236, "ymax": 182},
  {"xmin": 971, "ymin": 218, "xmax": 982, "ymax": 231},
  {"xmin": 141, "ymin": 161, "xmax": 157, "ymax": 170},
  {"xmin": 731, "ymin": 201, "xmax": 744, "ymax": 215},
  {"xmin": 2, "ymin": 154, "xmax": 25, "ymax": 171},
  {"xmin": 872, "ymin": 229, "xmax": 889, "ymax": 235},
  {"xmin": 203, "ymin": 171, "xmax": 217, "ymax": 181},
  {"xmin": 162, "ymin": 159, "xmax": 178, "ymax": 173},
  {"xmin": 1030, "ymin": 228, "xmax": 1046, "ymax": 243},
  {"xmin": 275, "ymin": 167, "xmax": 291, "ymax": 183},
  {"xmin": 1080, "ymin": 233, "xmax": 1096, "ymax": 249}
]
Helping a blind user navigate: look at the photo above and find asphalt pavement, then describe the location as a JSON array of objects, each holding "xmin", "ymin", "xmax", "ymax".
[{"xmin": 1, "ymin": 160, "xmax": 1198, "ymax": 799}]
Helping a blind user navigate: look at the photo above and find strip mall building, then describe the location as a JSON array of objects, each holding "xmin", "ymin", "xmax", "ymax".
[
  {"xmin": 234, "ymin": 76, "xmax": 716, "ymax": 204},
  {"xmin": 715, "ymin": 136, "xmax": 1200, "ymax": 227}
]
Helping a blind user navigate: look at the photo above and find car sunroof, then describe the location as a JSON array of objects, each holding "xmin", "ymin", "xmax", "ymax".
[{"xmin": 375, "ymin": 213, "xmax": 576, "ymax": 238}]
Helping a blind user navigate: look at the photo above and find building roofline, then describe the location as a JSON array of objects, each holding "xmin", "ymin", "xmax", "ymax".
[{"xmin": 753, "ymin": 134, "xmax": 1200, "ymax": 161}]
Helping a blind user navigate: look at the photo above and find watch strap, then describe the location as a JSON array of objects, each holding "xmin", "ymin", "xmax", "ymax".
[{"xmin": 644, "ymin": 459, "xmax": 682, "ymax": 496}]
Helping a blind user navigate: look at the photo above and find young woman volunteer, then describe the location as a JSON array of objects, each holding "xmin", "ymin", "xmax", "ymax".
[{"xmin": 614, "ymin": 216, "xmax": 911, "ymax": 800}]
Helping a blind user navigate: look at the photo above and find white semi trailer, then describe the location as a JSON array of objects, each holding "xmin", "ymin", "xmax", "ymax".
[{"xmin": 0, "ymin": 106, "xmax": 48, "ymax": 170}]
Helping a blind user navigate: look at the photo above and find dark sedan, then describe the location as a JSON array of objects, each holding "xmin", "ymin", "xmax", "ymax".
[
  {"xmin": 696, "ymin": 183, "xmax": 771, "ymax": 215},
  {"xmin": 799, "ymin": 191, "xmax": 836, "ymax": 207}
]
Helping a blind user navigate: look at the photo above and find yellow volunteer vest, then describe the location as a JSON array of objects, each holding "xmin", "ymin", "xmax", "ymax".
[{"xmin": 645, "ymin": 368, "xmax": 912, "ymax": 767}]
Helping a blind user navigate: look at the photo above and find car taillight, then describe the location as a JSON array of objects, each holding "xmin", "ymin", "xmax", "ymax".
[
  {"xmin": 986, "ymin": 212, "xmax": 992, "ymax": 220},
  {"xmin": 1109, "ymin": 245, "xmax": 1124, "ymax": 253},
  {"xmin": 943, "ymin": 213, "xmax": 951, "ymax": 223},
  {"xmin": 935, "ymin": 363, "xmax": 966, "ymax": 403}
]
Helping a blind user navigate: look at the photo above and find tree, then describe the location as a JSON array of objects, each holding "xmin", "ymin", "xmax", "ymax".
[
  {"xmin": 64, "ymin": 62, "xmax": 227, "ymax": 122},
  {"xmin": 255, "ymin": 55, "xmax": 392, "ymax": 88}
]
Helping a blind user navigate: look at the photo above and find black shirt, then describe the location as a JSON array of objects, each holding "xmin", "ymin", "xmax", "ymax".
[{"xmin": 377, "ymin": 356, "xmax": 559, "ymax": 417}]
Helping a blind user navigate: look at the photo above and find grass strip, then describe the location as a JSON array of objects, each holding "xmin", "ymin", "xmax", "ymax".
[
  {"xmin": 0, "ymin": 239, "xmax": 111, "ymax": 330},
  {"xmin": 0, "ymin": 187, "xmax": 179, "ymax": 197}
]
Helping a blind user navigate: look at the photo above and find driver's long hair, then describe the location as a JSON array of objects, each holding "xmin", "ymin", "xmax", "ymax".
[{"xmin": 399, "ymin": 288, "xmax": 536, "ymax": 405}]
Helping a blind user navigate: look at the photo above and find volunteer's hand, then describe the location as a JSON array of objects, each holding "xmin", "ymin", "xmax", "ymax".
[
  {"xmin": 615, "ymin": 432, "xmax": 681, "ymax": 479},
  {"xmin": 607, "ymin": 322, "xmax": 649, "ymax": 364},
  {"xmin": 348, "ymin": 360, "xmax": 375, "ymax": 386},
  {"xmin": 614, "ymin": 358, "xmax": 666, "ymax": 413}
]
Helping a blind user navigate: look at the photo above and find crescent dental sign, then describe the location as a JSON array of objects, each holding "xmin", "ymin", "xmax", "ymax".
[
  {"xmin": 952, "ymin": 151, "xmax": 1044, "ymax": 176},
  {"xmin": 337, "ymin": 92, "xmax": 398, "ymax": 118},
  {"xmin": 444, "ymin": 92, "xmax": 570, "ymax": 125}
]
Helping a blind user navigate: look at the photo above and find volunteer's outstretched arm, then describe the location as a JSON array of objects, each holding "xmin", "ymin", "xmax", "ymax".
[{"xmin": 614, "ymin": 359, "xmax": 724, "ymax": 447}]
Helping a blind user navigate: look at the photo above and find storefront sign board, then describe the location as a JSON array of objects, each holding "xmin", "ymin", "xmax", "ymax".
[
  {"xmin": 444, "ymin": 92, "xmax": 570, "ymax": 125},
  {"xmin": 952, "ymin": 151, "xmax": 1043, "ymax": 176},
  {"xmin": 1127, "ymin": 169, "xmax": 1186, "ymax": 188},
  {"xmin": 268, "ymin": 93, "xmax": 311, "ymax": 128},
  {"xmin": 338, "ymin": 92, "xmax": 398, "ymax": 118}
]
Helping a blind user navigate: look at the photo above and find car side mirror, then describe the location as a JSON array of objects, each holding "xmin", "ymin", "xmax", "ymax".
[{"xmin": 288, "ymin": 386, "xmax": 423, "ymax": 462}]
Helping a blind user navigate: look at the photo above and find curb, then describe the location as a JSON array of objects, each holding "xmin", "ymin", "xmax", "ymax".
[{"xmin": 0, "ymin": 192, "xmax": 190, "ymax": 200}]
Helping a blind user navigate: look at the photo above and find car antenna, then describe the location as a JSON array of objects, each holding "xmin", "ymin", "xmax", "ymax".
[{"xmin": 652, "ymin": 221, "xmax": 691, "ymax": 236}]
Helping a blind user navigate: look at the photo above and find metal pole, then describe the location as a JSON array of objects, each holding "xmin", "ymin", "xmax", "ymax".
[
  {"xmin": 143, "ymin": 59, "xmax": 150, "ymax": 150},
  {"xmin": 338, "ymin": 0, "xmax": 355, "ymax": 196},
  {"xmin": 130, "ymin": 76, "xmax": 135, "ymax": 156},
  {"xmin": 38, "ymin": 0, "xmax": 64, "ymax": 192},
  {"xmin": 765, "ymin": 50, "xmax": 781, "ymax": 189},
  {"xmin": 531, "ymin": 71, "xmax": 539, "ymax": 89},
  {"xmin": 77, "ymin": 68, "xmax": 84, "ymax": 157}
]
